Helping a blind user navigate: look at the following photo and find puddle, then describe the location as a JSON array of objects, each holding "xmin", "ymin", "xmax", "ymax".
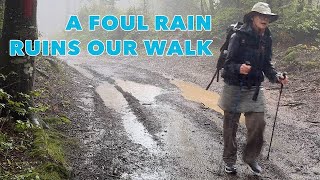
[
  {"xmin": 61, "ymin": 56, "xmax": 95, "ymax": 79},
  {"xmin": 115, "ymin": 79, "xmax": 163, "ymax": 104},
  {"xmin": 130, "ymin": 171, "xmax": 168, "ymax": 180},
  {"xmin": 96, "ymin": 83, "xmax": 128, "ymax": 112},
  {"xmin": 171, "ymin": 80, "xmax": 245, "ymax": 123},
  {"xmin": 96, "ymin": 82, "xmax": 160, "ymax": 154},
  {"xmin": 122, "ymin": 112, "xmax": 159, "ymax": 154}
]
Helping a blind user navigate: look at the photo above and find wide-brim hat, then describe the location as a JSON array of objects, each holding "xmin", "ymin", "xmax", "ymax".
[{"xmin": 243, "ymin": 2, "xmax": 279, "ymax": 23}]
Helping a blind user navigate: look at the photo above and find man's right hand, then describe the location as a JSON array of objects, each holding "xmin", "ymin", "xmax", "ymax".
[
  {"xmin": 277, "ymin": 72, "xmax": 289, "ymax": 84},
  {"xmin": 240, "ymin": 64, "xmax": 252, "ymax": 75}
]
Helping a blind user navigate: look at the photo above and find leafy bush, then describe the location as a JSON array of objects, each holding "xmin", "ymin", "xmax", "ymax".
[
  {"xmin": 280, "ymin": 44, "xmax": 320, "ymax": 71},
  {"xmin": 211, "ymin": 7, "xmax": 244, "ymax": 43},
  {"xmin": 273, "ymin": 2, "xmax": 320, "ymax": 44}
]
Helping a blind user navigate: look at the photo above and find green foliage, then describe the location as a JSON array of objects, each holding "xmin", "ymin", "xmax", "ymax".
[
  {"xmin": 304, "ymin": 59, "xmax": 320, "ymax": 69},
  {"xmin": 13, "ymin": 167, "xmax": 41, "ymax": 180},
  {"xmin": 0, "ymin": 79, "xmax": 71, "ymax": 179},
  {"xmin": 43, "ymin": 116, "xmax": 71, "ymax": 125},
  {"xmin": 7, "ymin": 100, "xmax": 27, "ymax": 116},
  {"xmin": 1, "ymin": 74, "xmax": 30, "ymax": 117},
  {"xmin": 55, "ymin": 0, "xmax": 320, "ymax": 50},
  {"xmin": 0, "ymin": 132, "xmax": 7, "ymax": 141},
  {"xmin": 0, "ymin": 1, "xmax": 4, "ymax": 36},
  {"xmin": 211, "ymin": 7, "xmax": 244, "ymax": 41},
  {"xmin": 0, "ymin": 77, "xmax": 49, "ymax": 119},
  {"xmin": 0, "ymin": 133, "xmax": 12, "ymax": 152},
  {"xmin": 283, "ymin": 51, "xmax": 299, "ymax": 65},
  {"xmin": 0, "ymin": 88, "xmax": 11, "ymax": 100},
  {"xmin": 0, "ymin": 121, "xmax": 71, "ymax": 180},
  {"xmin": 280, "ymin": 44, "xmax": 320, "ymax": 70},
  {"xmin": 203, "ymin": 0, "xmax": 320, "ymax": 45},
  {"xmin": 239, "ymin": 0, "xmax": 261, "ymax": 7},
  {"xmin": 31, "ymin": 128, "xmax": 69, "ymax": 168},
  {"xmin": 0, "ymin": 73, "xmax": 6, "ymax": 81},
  {"xmin": 29, "ymin": 89, "xmax": 45, "ymax": 98},
  {"xmin": 28, "ymin": 104, "xmax": 49, "ymax": 114},
  {"xmin": 14, "ymin": 120, "xmax": 34, "ymax": 133},
  {"xmin": 5, "ymin": 162, "xmax": 69, "ymax": 180},
  {"xmin": 273, "ymin": 1, "xmax": 320, "ymax": 44}
]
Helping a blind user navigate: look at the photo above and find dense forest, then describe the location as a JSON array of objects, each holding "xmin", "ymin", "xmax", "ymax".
[{"xmin": 64, "ymin": 0, "xmax": 320, "ymax": 45}]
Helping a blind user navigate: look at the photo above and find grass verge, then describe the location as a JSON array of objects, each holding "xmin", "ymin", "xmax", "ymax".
[{"xmin": 1, "ymin": 57, "xmax": 75, "ymax": 179}]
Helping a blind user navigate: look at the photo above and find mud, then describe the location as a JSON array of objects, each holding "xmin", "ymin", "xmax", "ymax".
[{"xmin": 60, "ymin": 55, "xmax": 319, "ymax": 180}]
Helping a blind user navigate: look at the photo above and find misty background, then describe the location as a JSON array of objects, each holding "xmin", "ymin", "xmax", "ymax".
[
  {"xmin": 37, "ymin": 0, "xmax": 320, "ymax": 46},
  {"xmin": 37, "ymin": 0, "xmax": 158, "ymax": 38}
]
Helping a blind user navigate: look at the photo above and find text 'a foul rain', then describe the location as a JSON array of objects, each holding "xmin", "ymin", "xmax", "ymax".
[{"xmin": 66, "ymin": 15, "xmax": 212, "ymax": 31}]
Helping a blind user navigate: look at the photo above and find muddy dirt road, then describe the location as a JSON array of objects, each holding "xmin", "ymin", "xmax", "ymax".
[{"xmin": 62, "ymin": 56, "xmax": 319, "ymax": 180}]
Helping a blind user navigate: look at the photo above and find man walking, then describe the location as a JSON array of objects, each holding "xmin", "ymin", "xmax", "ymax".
[{"xmin": 218, "ymin": 2, "xmax": 288, "ymax": 176}]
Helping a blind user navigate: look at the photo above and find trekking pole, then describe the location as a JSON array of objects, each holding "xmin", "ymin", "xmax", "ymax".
[
  {"xmin": 206, "ymin": 70, "xmax": 219, "ymax": 90},
  {"xmin": 267, "ymin": 73, "xmax": 287, "ymax": 160},
  {"xmin": 206, "ymin": 50, "xmax": 228, "ymax": 90}
]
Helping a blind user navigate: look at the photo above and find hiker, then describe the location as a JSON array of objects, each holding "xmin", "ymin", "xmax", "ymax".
[{"xmin": 218, "ymin": 2, "xmax": 288, "ymax": 176}]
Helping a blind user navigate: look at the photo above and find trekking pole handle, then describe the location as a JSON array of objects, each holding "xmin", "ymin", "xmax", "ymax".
[
  {"xmin": 279, "ymin": 72, "xmax": 287, "ymax": 87},
  {"xmin": 282, "ymin": 72, "xmax": 287, "ymax": 78},
  {"xmin": 283, "ymin": 72, "xmax": 287, "ymax": 77},
  {"xmin": 279, "ymin": 72, "xmax": 287, "ymax": 80}
]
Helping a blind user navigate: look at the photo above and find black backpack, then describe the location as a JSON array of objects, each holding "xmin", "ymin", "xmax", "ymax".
[{"xmin": 206, "ymin": 22, "xmax": 243, "ymax": 90}]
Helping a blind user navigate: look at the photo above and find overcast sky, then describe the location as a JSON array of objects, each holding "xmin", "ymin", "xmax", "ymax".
[
  {"xmin": 38, "ymin": 0, "xmax": 78, "ymax": 37},
  {"xmin": 37, "ymin": 0, "xmax": 134, "ymax": 38}
]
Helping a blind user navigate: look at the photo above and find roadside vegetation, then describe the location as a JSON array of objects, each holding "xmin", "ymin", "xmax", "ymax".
[
  {"xmin": 0, "ymin": 57, "xmax": 73, "ymax": 179},
  {"xmin": 0, "ymin": 1, "xmax": 76, "ymax": 178}
]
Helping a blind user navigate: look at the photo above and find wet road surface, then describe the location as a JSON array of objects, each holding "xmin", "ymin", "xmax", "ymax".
[{"xmin": 62, "ymin": 56, "xmax": 315, "ymax": 180}]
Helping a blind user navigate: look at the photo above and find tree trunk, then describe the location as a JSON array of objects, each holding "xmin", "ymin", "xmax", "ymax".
[
  {"xmin": 266, "ymin": 0, "xmax": 272, "ymax": 7},
  {"xmin": 297, "ymin": 0, "xmax": 305, "ymax": 12},
  {"xmin": 143, "ymin": 0, "xmax": 148, "ymax": 15},
  {"xmin": 0, "ymin": 0, "xmax": 5, "ymax": 32},
  {"xmin": 109, "ymin": 0, "xmax": 115, "ymax": 11},
  {"xmin": 208, "ymin": 0, "xmax": 215, "ymax": 14},
  {"xmin": 66, "ymin": 0, "xmax": 69, "ymax": 14},
  {"xmin": 0, "ymin": 0, "xmax": 38, "ymax": 118},
  {"xmin": 220, "ymin": 0, "xmax": 235, "ymax": 7},
  {"xmin": 203, "ymin": 0, "xmax": 209, "ymax": 14},
  {"xmin": 236, "ymin": 0, "xmax": 241, "ymax": 8},
  {"xmin": 200, "ymin": 0, "xmax": 205, "ymax": 15},
  {"xmin": 278, "ymin": 0, "xmax": 283, "ymax": 14},
  {"xmin": 278, "ymin": 0, "xmax": 283, "ymax": 7}
]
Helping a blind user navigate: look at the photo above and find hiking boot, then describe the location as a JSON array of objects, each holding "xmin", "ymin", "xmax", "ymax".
[
  {"xmin": 225, "ymin": 164, "xmax": 237, "ymax": 174},
  {"xmin": 247, "ymin": 162, "xmax": 262, "ymax": 176}
]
